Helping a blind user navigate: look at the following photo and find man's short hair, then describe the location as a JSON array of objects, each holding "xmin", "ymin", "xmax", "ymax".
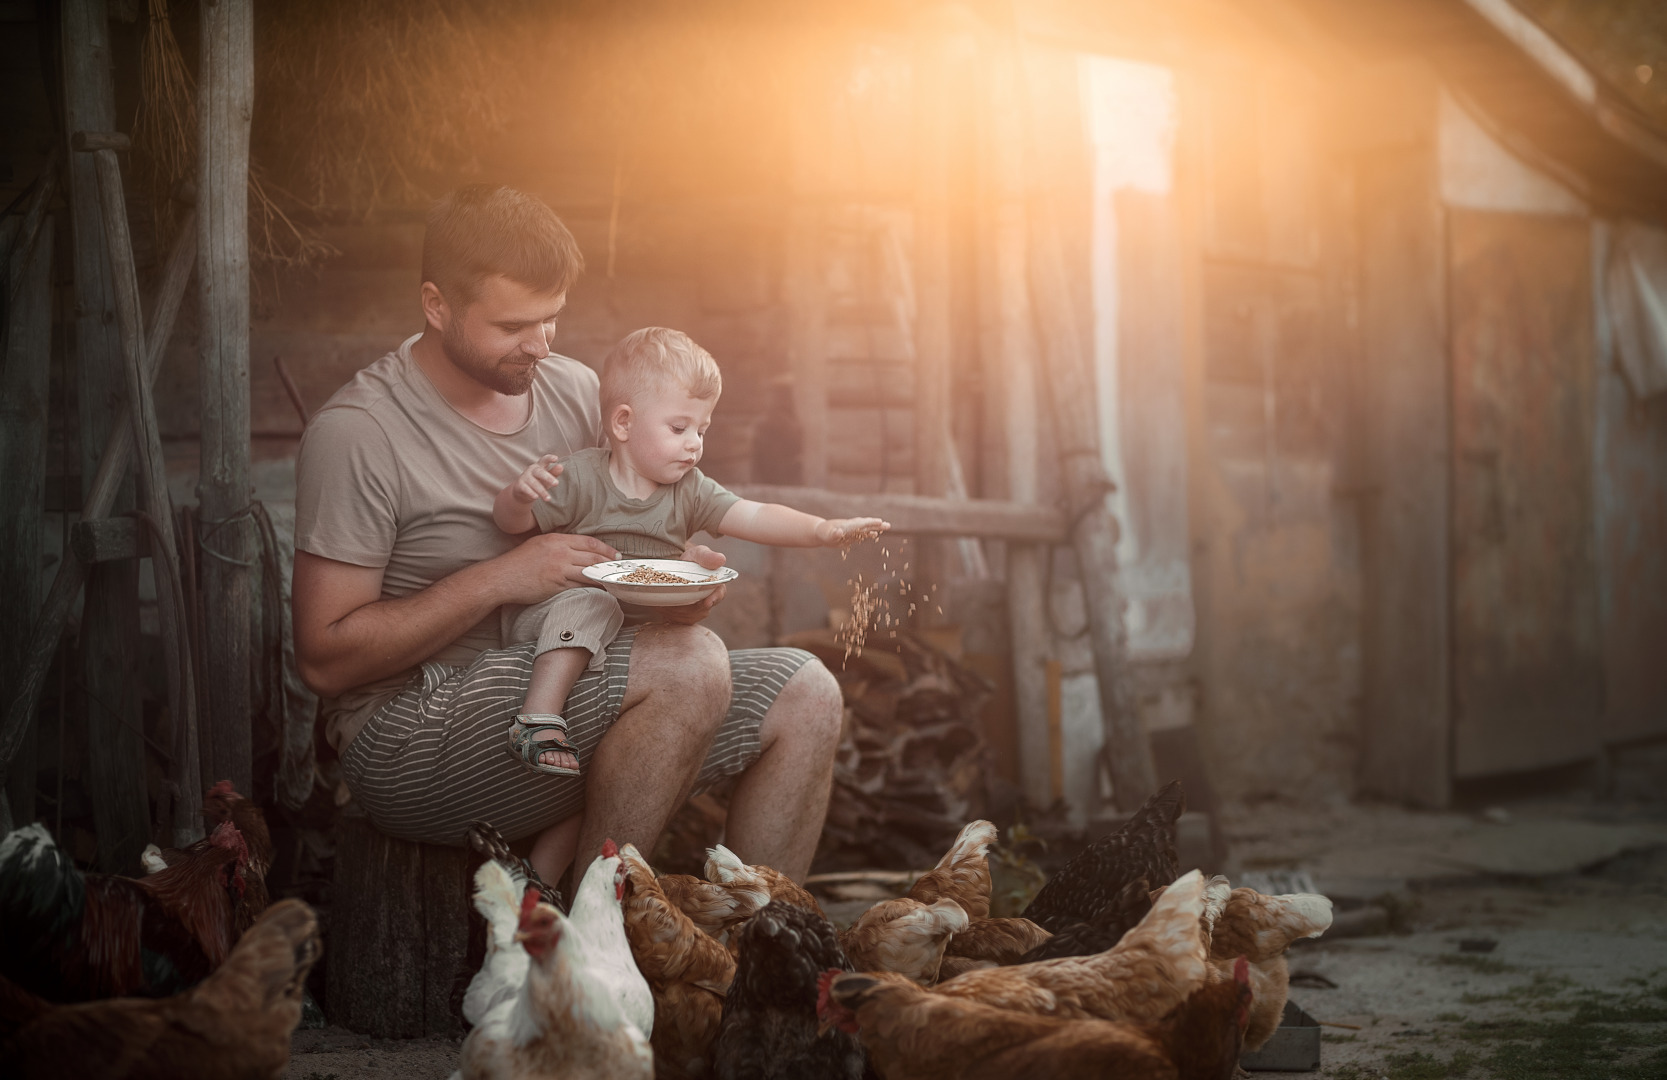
[
  {"xmin": 422, "ymin": 185, "xmax": 583, "ymax": 305},
  {"xmin": 600, "ymin": 327, "xmax": 723, "ymax": 416}
]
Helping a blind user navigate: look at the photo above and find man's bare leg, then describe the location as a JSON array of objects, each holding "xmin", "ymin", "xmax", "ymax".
[
  {"xmin": 558, "ymin": 623, "xmax": 732, "ymax": 879},
  {"xmin": 722, "ymin": 660, "xmax": 842, "ymax": 881},
  {"xmin": 528, "ymin": 813, "xmax": 582, "ymax": 889}
]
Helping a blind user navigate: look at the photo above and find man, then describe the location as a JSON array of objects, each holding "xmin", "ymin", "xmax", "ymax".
[{"xmin": 292, "ymin": 185, "xmax": 841, "ymax": 887}]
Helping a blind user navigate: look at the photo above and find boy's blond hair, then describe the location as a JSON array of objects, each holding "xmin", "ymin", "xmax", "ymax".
[{"xmin": 599, "ymin": 327, "xmax": 723, "ymax": 418}]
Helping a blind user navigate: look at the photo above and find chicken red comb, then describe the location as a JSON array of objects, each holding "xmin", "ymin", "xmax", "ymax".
[
  {"xmin": 520, "ymin": 887, "xmax": 542, "ymax": 921},
  {"xmin": 208, "ymin": 780, "xmax": 237, "ymax": 798},
  {"xmin": 209, "ymin": 820, "xmax": 247, "ymax": 854},
  {"xmin": 601, "ymin": 838, "xmax": 619, "ymax": 859},
  {"xmin": 1234, "ymin": 956, "xmax": 1250, "ymax": 985}
]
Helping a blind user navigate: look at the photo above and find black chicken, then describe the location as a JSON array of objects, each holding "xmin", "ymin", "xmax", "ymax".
[
  {"xmin": 1015, "ymin": 877, "xmax": 1152, "ymax": 963},
  {"xmin": 1021, "ymin": 780, "xmax": 1184, "ymax": 934},
  {"xmin": 713, "ymin": 901, "xmax": 866, "ymax": 1080}
]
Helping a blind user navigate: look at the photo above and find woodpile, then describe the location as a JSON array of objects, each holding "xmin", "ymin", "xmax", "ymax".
[{"xmin": 789, "ymin": 630, "xmax": 993, "ymax": 871}]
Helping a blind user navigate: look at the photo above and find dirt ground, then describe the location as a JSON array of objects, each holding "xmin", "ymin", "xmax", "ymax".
[{"xmin": 282, "ymin": 799, "xmax": 1667, "ymax": 1080}]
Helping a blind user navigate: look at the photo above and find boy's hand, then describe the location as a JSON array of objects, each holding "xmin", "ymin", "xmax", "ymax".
[
  {"xmin": 657, "ymin": 543, "xmax": 727, "ymax": 625},
  {"xmin": 513, "ymin": 454, "xmax": 564, "ymax": 504},
  {"xmin": 815, "ymin": 517, "xmax": 890, "ymax": 547}
]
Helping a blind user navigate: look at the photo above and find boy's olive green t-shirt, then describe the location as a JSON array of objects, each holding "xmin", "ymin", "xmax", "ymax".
[{"xmin": 530, "ymin": 446, "xmax": 740, "ymax": 558}]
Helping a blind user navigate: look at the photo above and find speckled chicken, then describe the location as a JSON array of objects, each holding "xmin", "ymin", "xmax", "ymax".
[
  {"xmin": 616, "ymin": 843, "xmax": 734, "ymax": 1078},
  {"xmin": 1016, "ymin": 877, "xmax": 1153, "ymax": 963},
  {"xmin": 711, "ymin": 902, "xmax": 864, "ymax": 1080},
  {"xmin": 1021, "ymin": 781, "xmax": 1183, "ymax": 934}
]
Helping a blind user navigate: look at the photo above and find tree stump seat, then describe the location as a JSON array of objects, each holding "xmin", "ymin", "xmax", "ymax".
[{"xmin": 327, "ymin": 812, "xmax": 477, "ymax": 1037}]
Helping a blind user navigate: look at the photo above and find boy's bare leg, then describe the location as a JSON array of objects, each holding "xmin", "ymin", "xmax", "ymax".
[
  {"xmin": 520, "ymin": 647, "xmax": 592, "ymax": 771},
  {"xmin": 721, "ymin": 661, "xmax": 842, "ymax": 881},
  {"xmin": 528, "ymin": 814, "xmax": 582, "ymax": 888},
  {"xmin": 568, "ymin": 623, "xmax": 732, "ymax": 872}
]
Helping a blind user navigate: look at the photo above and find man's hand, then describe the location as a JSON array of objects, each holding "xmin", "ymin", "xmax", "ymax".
[
  {"xmin": 512, "ymin": 453, "xmax": 564, "ymax": 504},
  {"xmin": 493, "ymin": 533, "xmax": 620, "ymax": 605},
  {"xmin": 657, "ymin": 542, "xmax": 727, "ymax": 625}
]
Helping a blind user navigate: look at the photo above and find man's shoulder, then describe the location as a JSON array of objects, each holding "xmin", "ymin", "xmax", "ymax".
[{"xmin": 314, "ymin": 340, "xmax": 415, "ymax": 418}]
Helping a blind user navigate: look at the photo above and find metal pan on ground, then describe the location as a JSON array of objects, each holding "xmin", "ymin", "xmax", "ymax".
[{"xmin": 581, "ymin": 559, "xmax": 739, "ymax": 607}]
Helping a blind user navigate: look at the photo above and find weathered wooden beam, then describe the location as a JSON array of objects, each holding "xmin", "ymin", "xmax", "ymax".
[
  {"xmin": 0, "ymin": 180, "xmax": 55, "ymax": 828},
  {"xmin": 71, "ymin": 518, "xmax": 150, "ymax": 564},
  {"xmin": 911, "ymin": 27, "xmax": 952, "ymax": 501},
  {"xmin": 80, "ymin": 137, "xmax": 202, "ymax": 845},
  {"xmin": 1018, "ymin": 46, "xmax": 1157, "ymax": 811},
  {"xmin": 69, "ymin": 130, "xmax": 130, "ymax": 152},
  {"xmin": 197, "ymin": 0, "xmax": 255, "ymax": 794},
  {"xmin": 980, "ymin": 42, "xmax": 1052, "ymax": 808},
  {"xmin": 0, "ymin": 209, "xmax": 198, "ymax": 836},
  {"xmin": 729, "ymin": 485, "xmax": 1067, "ymax": 543},
  {"xmin": 58, "ymin": 0, "xmax": 148, "ymax": 868}
]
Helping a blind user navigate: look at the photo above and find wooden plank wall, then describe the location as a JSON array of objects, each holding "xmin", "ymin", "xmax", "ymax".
[{"xmin": 1353, "ymin": 67, "xmax": 1452, "ymax": 808}]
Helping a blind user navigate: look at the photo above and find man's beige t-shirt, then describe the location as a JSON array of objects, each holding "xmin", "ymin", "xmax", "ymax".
[
  {"xmin": 529, "ymin": 446, "xmax": 739, "ymax": 559},
  {"xmin": 294, "ymin": 334, "xmax": 603, "ymax": 751}
]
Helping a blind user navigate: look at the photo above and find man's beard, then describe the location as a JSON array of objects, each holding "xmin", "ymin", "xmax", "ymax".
[{"xmin": 441, "ymin": 319, "xmax": 539, "ymax": 396}]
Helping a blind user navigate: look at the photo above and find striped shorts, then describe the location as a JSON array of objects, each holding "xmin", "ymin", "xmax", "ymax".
[{"xmin": 339, "ymin": 625, "xmax": 815, "ymax": 845}]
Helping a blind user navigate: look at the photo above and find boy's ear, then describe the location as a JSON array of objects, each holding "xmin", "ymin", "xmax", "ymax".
[{"xmin": 608, "ymin": 403, "xmax": 633, "ymax": 443}]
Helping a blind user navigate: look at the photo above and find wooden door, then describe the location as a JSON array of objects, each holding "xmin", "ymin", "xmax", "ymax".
[{"xmin": 1449, "ymin": 210, "xmax": 1602, "ymax": 778}]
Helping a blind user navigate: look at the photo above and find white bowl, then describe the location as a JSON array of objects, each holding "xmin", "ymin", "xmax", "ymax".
[{"xmin": 581, "ymin": 559, "xmax": 739, "ymax": 608}]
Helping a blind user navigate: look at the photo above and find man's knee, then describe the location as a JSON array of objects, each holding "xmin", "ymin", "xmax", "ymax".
[
  {"xmin": 769, "ymin": 659, "xmax": 844, "ymax": 753},
  {"xmin": 633, "ymin": 623, "xmax": 731, "ymax": 717}
]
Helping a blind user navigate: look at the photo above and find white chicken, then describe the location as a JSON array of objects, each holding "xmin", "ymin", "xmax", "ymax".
[{"xmin": 457, "ymin": 839, "xmax": 655, "ymax": 1080}]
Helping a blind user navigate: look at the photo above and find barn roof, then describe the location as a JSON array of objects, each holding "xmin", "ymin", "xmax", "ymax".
[{"xmin": 1288, "ymin": 0, "xmax": 1667, "ymax": 220}]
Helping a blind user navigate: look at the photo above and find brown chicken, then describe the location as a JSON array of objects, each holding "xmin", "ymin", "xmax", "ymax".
[
  {"xmin": 703, "ymin": 845, "xmax": 824, "ymax": 917},
  {"xmin": 906, "ymin": 820, "xmax": 997, "ymax": 920},
  {"xmin": 838, "ymin": 897, "xmax": 969, "ymax": 985},
  {"xmin": 943, "ymin": 917, "xmax": 1053, "ymax": 966},
  {"xmin": 142, "ymin": 782, "xmax": 275, "ymax": 942},
  {"xmin": 0, "ymin": 820, "xmax": 260, "ymax": 1003},
  {"xmin": 0, "ymin": 898, "xmax": 321, "ymax": 1080},
  {"xmin": 1206, "ymin": 887, "xmax": 1331, "ymax": 1050},
  {"xmin": 819, "ymin": 954, "xmax": 1253, "ymax": 1080},
  {"xmin": 930, "ymin": 870, "xmax": 1209, "ymax": 1024},
  {"xmin": 617, "ymin": 843, "xmax": 736, "ymax": 1078},
  {"xmin": 656, "ymin": 845, "xmax": 771, "ymax": 944}
]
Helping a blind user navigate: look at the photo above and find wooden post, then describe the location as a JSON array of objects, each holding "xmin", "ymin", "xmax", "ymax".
[
  {"xmin": 1018, "ymin": 47, "xmax": 1158, "ymax": 810},
  {"xmin": 197, "ymin": 0, "xmax": 255, "ymax": 793},
  {"xmin": 785, "ymin": 205, "xmax": 829, "ymax": 488},
  {"xmin": 60, "ymin": 0, "xmax": 149, "ymax": 868},
  {"xmin": 982, "ymin": 42, "xmax": 1053, "ymax": 808},
  {"xmin": 78, "ymin": 134, "xmax": 204, "ymax": 846},
  {"xmin": 912, "ymin": 32, "xmax": 952, "ymax": 501},
  {"xmin": 0, "ymin": 214, "xmax": 198, "ymax": 834},
  {"xmin": 0, "ymin": 176, "xmax": 56, "ymax": 828}
]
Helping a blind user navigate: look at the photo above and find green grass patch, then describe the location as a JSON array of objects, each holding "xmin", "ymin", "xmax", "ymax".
[{"xmin": 1342, "ymin": 980, "xmax": 1667, "ymax": 1080}]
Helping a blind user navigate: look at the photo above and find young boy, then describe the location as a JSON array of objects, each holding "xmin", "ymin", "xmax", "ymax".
[{"xmin": 492, "ymin": 326, "xmax": 886, "ymax": 778}]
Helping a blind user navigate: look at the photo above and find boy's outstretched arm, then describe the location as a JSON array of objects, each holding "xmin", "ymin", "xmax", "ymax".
[{"xmin": 719, "ymin": 499, "xmax": 889, "ymax": 548}]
